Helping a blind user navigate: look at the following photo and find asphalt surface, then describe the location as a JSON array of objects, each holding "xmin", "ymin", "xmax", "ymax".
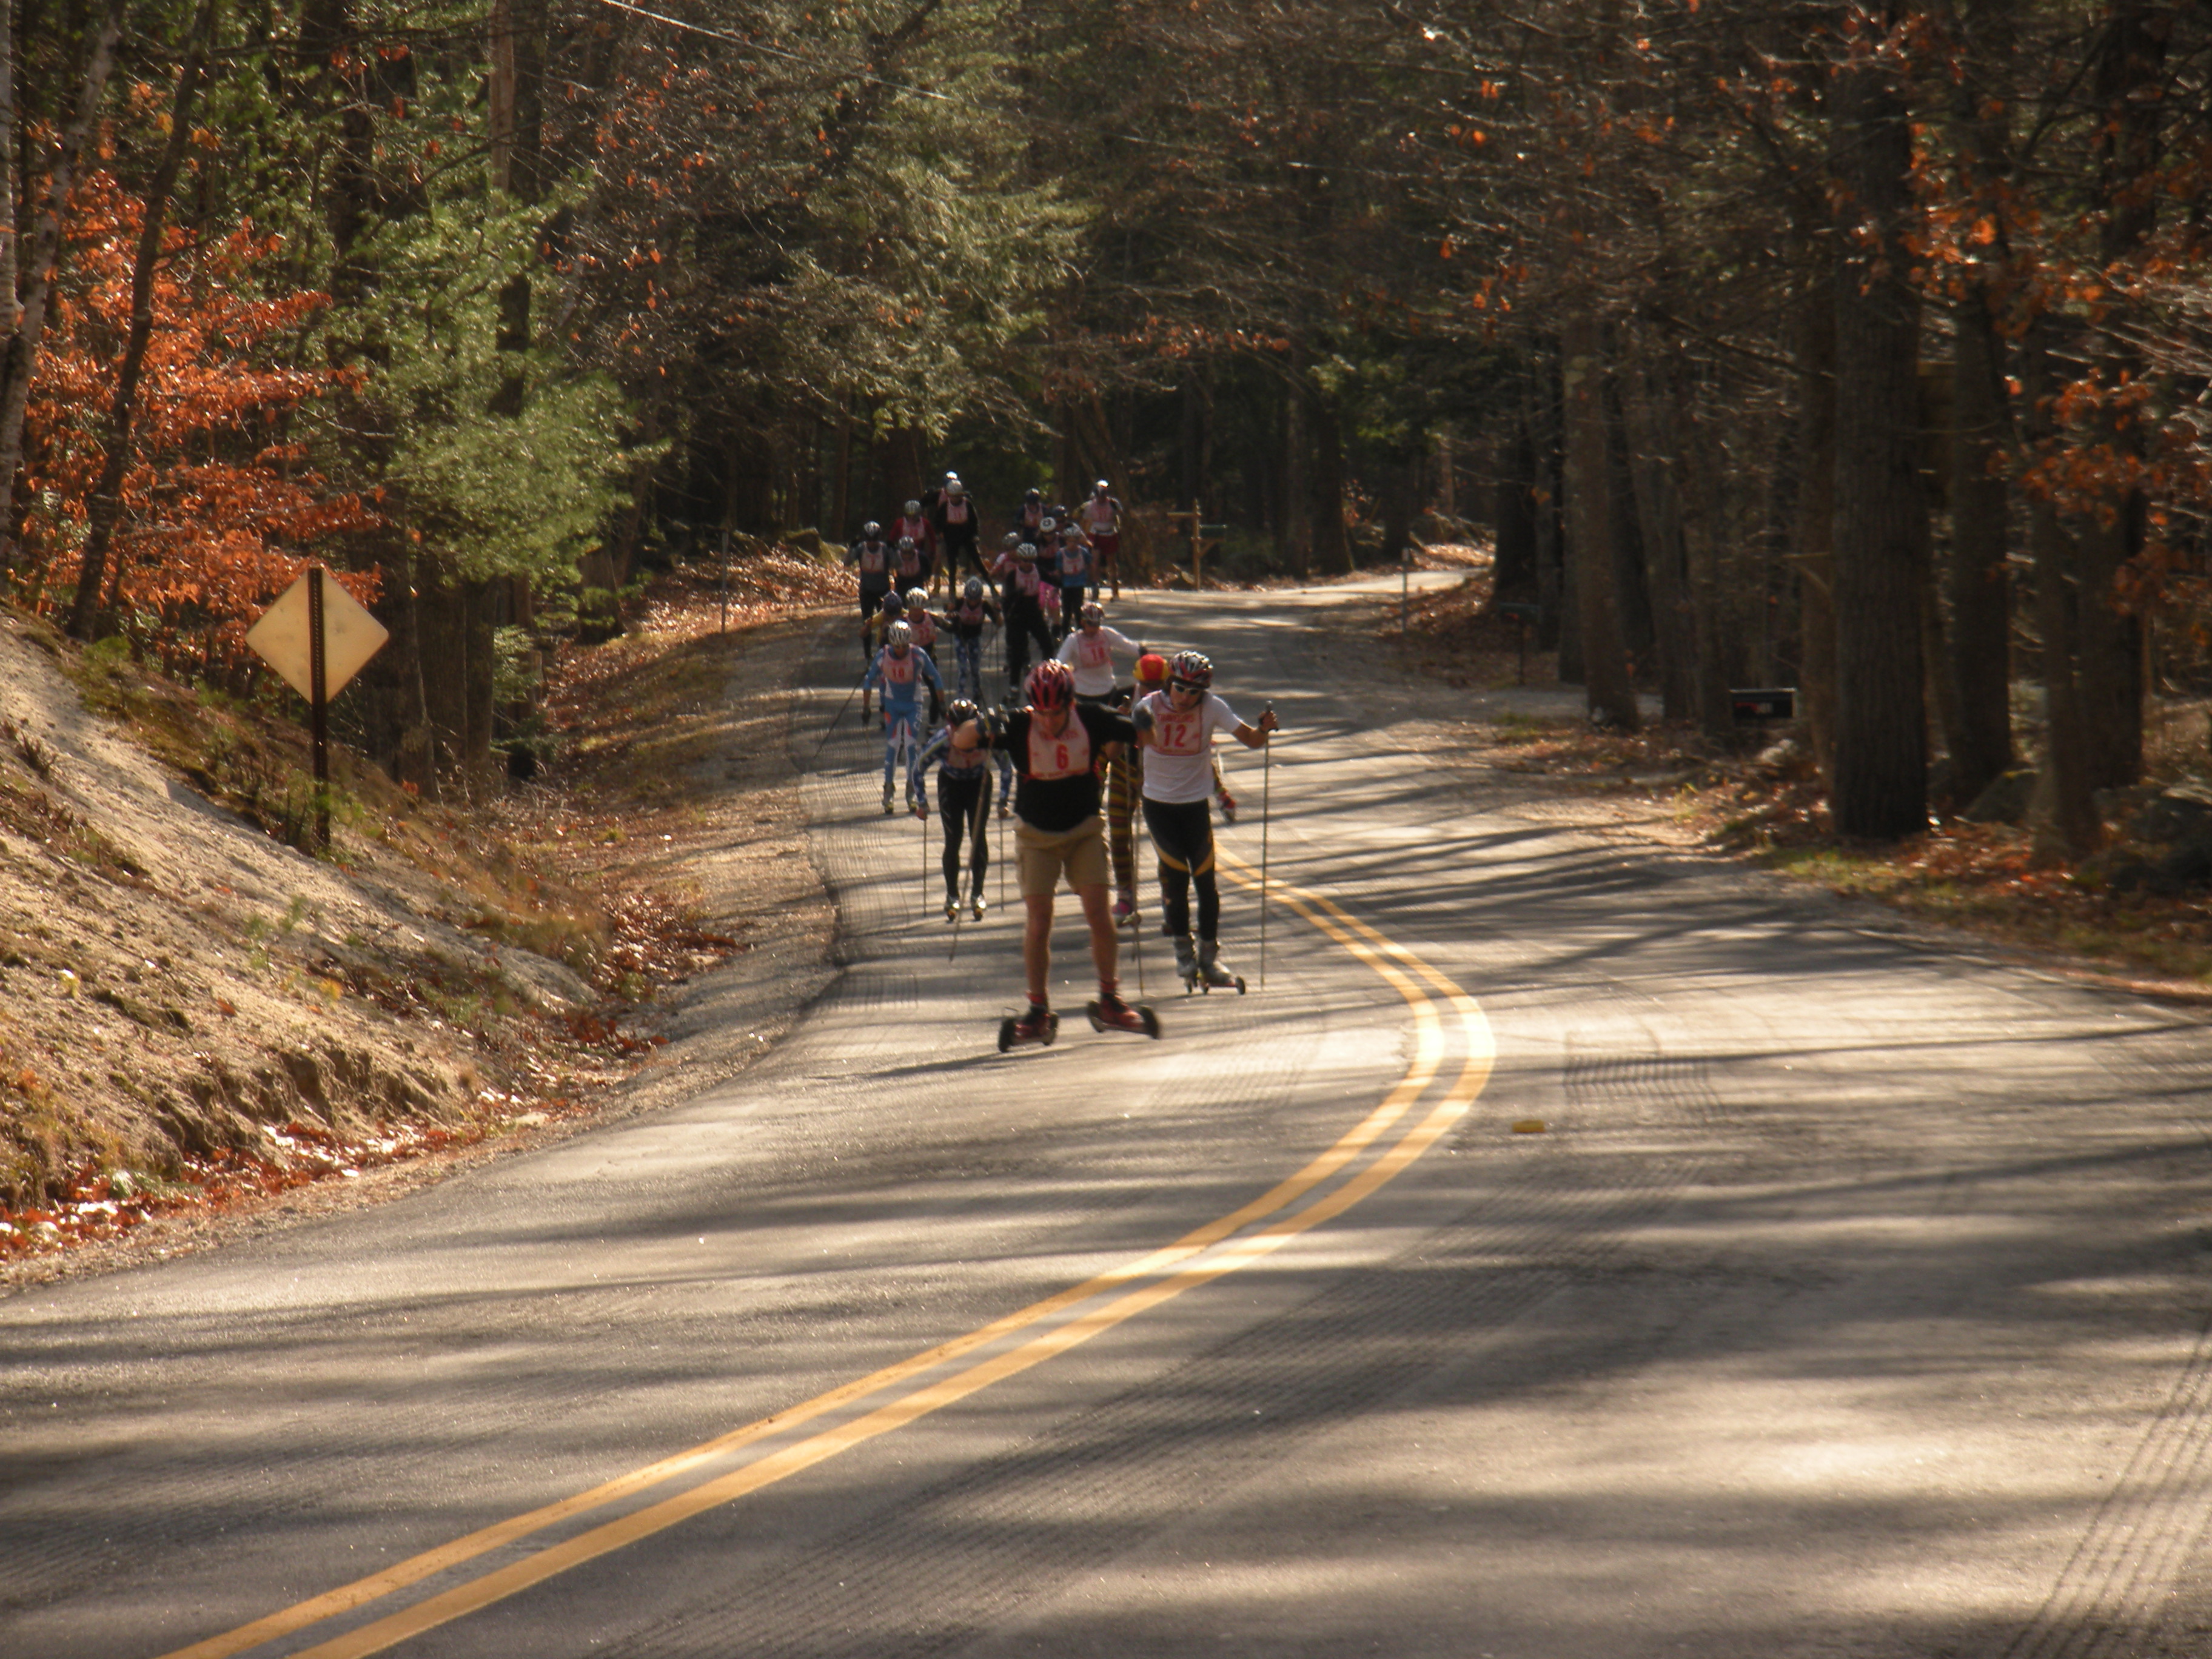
[{"xmin": 7, "ymin": 578, "xmax": 2212, "ymax": 1658}]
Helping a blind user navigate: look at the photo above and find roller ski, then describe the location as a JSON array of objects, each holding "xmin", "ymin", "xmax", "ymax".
[
  {"xmin": 943, "ymin": 897, "xmax": 959, "ymax": 923},
  {"xmin": 970, "ymin": 891, "xmax": 987, "ymax": 922},
  {"xmin": 1175, "ymin": 936, "xmax": 1245, "ymax": 996},
  {"xmin": 1198, "ymin": 939, "xmax": 1245, "ymax": 994},
  {"xmin": 997, "ymin": 1000, "xmax": 1059, "ymax": 1052},
  {"xmin": 1085, "ymin": 991, "xmax": 1161, "ymax": 1039}
]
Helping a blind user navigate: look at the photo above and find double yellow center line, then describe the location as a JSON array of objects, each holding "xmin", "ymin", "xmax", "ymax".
[{"xmin": 163, "ymin": 859, "xmax": 1493, "ymax": 1659}]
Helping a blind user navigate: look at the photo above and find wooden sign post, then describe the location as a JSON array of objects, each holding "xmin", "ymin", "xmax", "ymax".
[{"xmin": 244, "ymin": 569, "xmax": 389, "ymax": 850}]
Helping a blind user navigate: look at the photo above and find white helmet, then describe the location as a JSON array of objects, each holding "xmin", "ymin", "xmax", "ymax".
[
  {"xmin": 904, "ymin": 588, "xmax": 928, "ymax": 610},
  {"xmin": 862, "ymin": 520, "xmax": 880, "ymax": 536},
  {"xmin": 904, "ymin": 498, "xmax": 921, "ymax": 514},
  {"xmin": 886, "ymin": 620, "xmax": 912, "ymax": 649},
  {"xmin": 1094, "ymin": 479, "xmax": 1110, "ymax": 494}
]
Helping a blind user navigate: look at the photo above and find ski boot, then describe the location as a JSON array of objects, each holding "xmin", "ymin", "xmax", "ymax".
[
  {"xmin": 1171, "ymin": 934, "xmax": 1199, "ymax": 994},
  {"xmin": 1113, "ymin": 889, "xmax": 1139, "ymax": 930},
  {"xmin": 943, "ymin": 895, "xmax": 960, "ymax": 923},
  {"xmin": 1197, "ymin": 938, "xmax": 1246, "ymax": 995},
  {"xmin": 882, "ymin": 787, "xmax": 896, "ymax": 816},
  {"xmin": 1217, "ymin": 786, "xmax": 1238, "ymax": 824},
  {"xmin": 970, "ymin": 890, "xmax": 988, "ymax": 922},
  {"xmin": 997, "ymin": 999, "xmax": 1059, "ymax": 1052},
  {"xmin": 1085, "ymin": 989, "xmax": 1161, "ymax": 1039}
]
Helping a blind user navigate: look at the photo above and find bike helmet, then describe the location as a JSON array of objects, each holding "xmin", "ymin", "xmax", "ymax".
[
  {"xmin": 886, "ymin": 621, "xmax": 913, "ymax": 649},
  {"xmin": 1169, "ymin": 649, "xmax": 1213, "ymax": 690},
  {"xmin": 1024, "ymin": 488, "xmax": 1042, "ymax": 502},
  {"xmin": 1002, "ymin": 531, "xmax": 1021, "ymax": 548},
  {"xmin": 1038, "ymin": 516, "xmax": 1056, "ymax": 535},
  {"xmin": 1025, "ymin": 659, "xmax": 1074, "ymax": 710},
  {"xmin": 904, "ymin": 498, "xmax": 922, "ymax": 515},
  {"xmin": 947, "ymin": 697, "xmax": 980, "ymax": 727},
  {"xmin": 1079, "ymin": 600, "xmax": 1104, "ymax": 628},
  {"xmin": 1059, "ymin": 524, "xmax": 1081, "ymax": 540},
  {"xmin": 963, "ymin": 576, "xmax": 984, "ymax": 602},
  {"xmin": 1134, "ymin": 652, "xmax": 1169, "ymax": 686},
  {"xmin": 1016, "ymin": 542, "xmax": 1038, "ymax": 561},
  {"xmin": 882, "ymin": 591, "xmax": 905, "ymax": 614},
  {"xmin": 1094, "ymin": 479, "xmax": 1110, "ymax": 494},
  {"xmin": 897, "ymin": 535, "xmax": 916, "ymax": 550},
  {"xmin": 905, "ymin": 588, "xmax": 928, "ymax": 611},
  {"xmin": 862, "ymin": 520, "xmax": 881, "ymax": 537}
]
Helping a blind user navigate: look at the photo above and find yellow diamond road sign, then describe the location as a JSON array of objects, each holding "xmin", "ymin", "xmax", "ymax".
[{"xmin": 244, "ymin": 570, "xmax": 387, "ymax": 703}]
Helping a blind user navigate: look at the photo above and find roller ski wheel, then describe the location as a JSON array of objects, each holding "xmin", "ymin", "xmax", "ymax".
[
  {"xmin": 1086, "ymin": 997, "xmax": 1161, "ymax": 1039},
  {"xmin": 1197, "ymin": 942, "xmax": 1245, "ymax": 995},
  {"xmin": 997, "ymin": 1006, "xmax": 1059, "ymax": 1052}
]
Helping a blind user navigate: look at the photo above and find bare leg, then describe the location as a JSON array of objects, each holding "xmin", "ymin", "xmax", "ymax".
[
  {"xmin": 1075, "ymin": 883, "xmax": 1117, "ymax": 990},
  {"xmin": 1023, "ymin": 893, "xmax": 1055, "ymax": 1001}
]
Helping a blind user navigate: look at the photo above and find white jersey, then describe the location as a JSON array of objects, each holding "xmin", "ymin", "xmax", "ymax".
[
  {"xmin": 1136, "ymin": 689, "xmax": 1241, "ymax": 804},
  {"xmin": 1055, "ymin": 625, "xmax": 1141, "ymax": 697}
]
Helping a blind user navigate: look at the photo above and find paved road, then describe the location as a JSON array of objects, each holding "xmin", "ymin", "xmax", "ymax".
[{"xmin": 7, "ymin": 581, "xmax": 2212, "ymax": 1658}]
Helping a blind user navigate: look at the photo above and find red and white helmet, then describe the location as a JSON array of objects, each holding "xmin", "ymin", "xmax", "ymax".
[
  {"xmin": 1169, "ymin": 649, "xmax": 1213, "ymax": 690},
  {"xmin": 1025, "ymin": 659, "xmax": 1074, "ymax": 710}
]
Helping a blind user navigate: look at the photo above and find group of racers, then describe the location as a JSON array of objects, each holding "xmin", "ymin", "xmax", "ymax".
[{"xmin": 843, "ymin": 472, "xmax": 1275, "ymax": 1041}]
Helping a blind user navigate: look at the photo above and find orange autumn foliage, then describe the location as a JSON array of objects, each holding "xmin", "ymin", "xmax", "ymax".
[{"xmin": 17, "ymin": 168, "xmax": 378, "ymax": 671}]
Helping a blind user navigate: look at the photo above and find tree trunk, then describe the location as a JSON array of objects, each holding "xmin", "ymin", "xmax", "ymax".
[
  {"xmin": 1308, "ymin": 384, "xmax": 1350, "ymax": 576},
  {"xmin": 1492, "ymin": 416, "xmax": 1538, "ymax": 602},
  {"xmin": 2070, "ymin": 1, "xmax": 2168, "ymax": 791},
  {"xmin": 2025, "ymin": 317, "xmax": 2101, "ymax": 862},
  {"xmin": 1561, "ymin": 308, "xmax": 1638, "ymax": 729},
  {"xmin": 1945, "ymin": 281, "xmax": 2014, "ymax": 805},
  {"xmin": 1529, "ymin": 347, "xmax": 1566, "ymax": 656},
  {"xmin": 1604, "ymin": 375, "xmax": 1653, "ymax": 681},
  {"xmin": 67, "ymin": 0, "xmax": 216, "ymax": 639},
  {"xmin": 1829, "ymin": 18, "xmax": 1930, "ymax": 839},
  {"xmin": 1940, "ymin": 0, "xmax": 2019, "ymax": 808},
  {"xmin": 1794, "ymin": 261, "xmax": 1838, "ymax": 789},
  {"xmin": 1620, "ymin": 354, "xmax": 1695, "ymax": 720},
  {"xmin": 0, "ymin": 0, "xmax": 126, "ymax": 572}
]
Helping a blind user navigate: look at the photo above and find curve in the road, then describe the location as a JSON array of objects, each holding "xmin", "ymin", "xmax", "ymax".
[{"xmin": 156, "ymin": 813, "xmax": 1493, "ymax": 1659}]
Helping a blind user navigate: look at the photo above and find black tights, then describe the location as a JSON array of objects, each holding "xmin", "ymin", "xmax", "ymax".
[
  {"xmin": 939, "ymin": 774, "xmax": 991, "ymax": 897},
  {"xmin": 1142, "ymin": 797, "xmax": 1218, "ymax": 942}
]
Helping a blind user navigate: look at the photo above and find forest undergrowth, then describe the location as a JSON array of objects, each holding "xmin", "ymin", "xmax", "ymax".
[
  {"xmin": 1391, "ymin": 560, "xmax": 2212, "ymax": 998},
  {"xmin": 0, "ymin": 552, "xmax": 852, "ymax": 1281}
]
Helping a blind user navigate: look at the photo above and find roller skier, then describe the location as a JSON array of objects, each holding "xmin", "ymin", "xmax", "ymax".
[
  {"xmin": 1133, "ymin": 649, "xmax": 1278, "ymax": 993},
  {"xmin": 862, "ymin": 620, "xmax": 943, "ymax": 814},
  {"xmin": 945, "ymin": 576, "xmax": 1002, "ymax": 703},
  {"xmin": 842, "ymin": 521, "xmax": 894, "ymax": 665},
  {"xmin": 992, "ymin": 541, "xmax": 1057, "ymax": 697},
  {"xmin": 995, "ymin": 659, "xmax": 1158, "ymax": 1050},
  {"xmin": 908, "ymin": 699, "xmax": 1012, "ymax": 921}
]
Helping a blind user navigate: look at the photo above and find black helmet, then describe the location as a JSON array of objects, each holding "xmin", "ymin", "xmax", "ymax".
[
  {"xmin": 862, "ymin": 520, "xmax": 880, "ymax": 537},
  {"xmin": 948, "ymin": 697, "xmax": 980, "ymax": 726},
  {"xmin": 963, "ymin": 575, "xmax": 984, "ymax": 601}
]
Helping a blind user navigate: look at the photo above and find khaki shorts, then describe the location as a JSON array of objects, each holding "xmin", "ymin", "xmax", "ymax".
[{"xmin": 1016, "ymin": 816, "xmax": 1109, "ymax": 899}]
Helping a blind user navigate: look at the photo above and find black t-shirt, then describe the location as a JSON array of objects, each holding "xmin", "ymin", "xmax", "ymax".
[{"xmin": 1001, "ymin": 704, "xmax": 1134, "ymax": 833}]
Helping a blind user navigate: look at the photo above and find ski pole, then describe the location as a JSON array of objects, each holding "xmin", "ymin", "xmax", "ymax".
[{"xmin": 1259, "ymin": 702, "xmax": 1272, "ymax": 991}]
